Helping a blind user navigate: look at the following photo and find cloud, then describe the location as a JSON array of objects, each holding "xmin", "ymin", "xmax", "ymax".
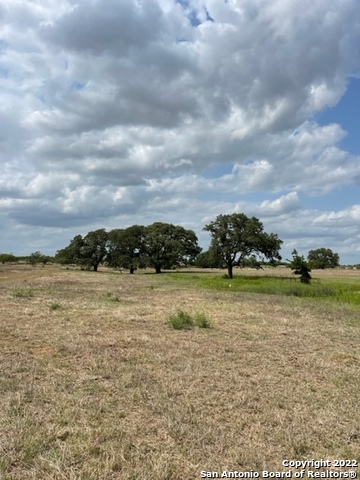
[
  {"xmin": 41, "ymin": 0, "xmax": 166, "ymax": 54},
  {"xmin": 1, "ymin": 0, "xmax": 360, "ymax": 262},
  {"xmin": 258, "ymin": 192, "xmax": 301, "ymax": 216}
]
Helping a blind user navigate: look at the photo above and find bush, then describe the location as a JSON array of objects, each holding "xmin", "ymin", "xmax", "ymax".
[
  {"xmin": 167, "ymin": 309, "xmax": 211, "ymax": 330},
  {"xmin": 168, "ymin": 309, "xmax": 194, "ymax": 330},
  {"xmin": 194, "ymin": 312, "xmax": 211, "ymax": 328},
  {"xmin": 289, "ymin": 250, "xmax": 311, "ymax": 284}
]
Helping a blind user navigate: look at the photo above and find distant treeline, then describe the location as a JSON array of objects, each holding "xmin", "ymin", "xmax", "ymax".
[
  {"xmin": 0, "ymin": 252, "xmax": 53, "ymax": 265},
  {"xmin": 1, "ymin": 214, "xmax": 343, "ymax": 278}
]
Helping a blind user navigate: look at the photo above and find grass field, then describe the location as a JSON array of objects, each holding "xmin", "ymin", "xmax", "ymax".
[{"xmin": 1, "ymin": 264, "xmax": 360, "ymax": 479}]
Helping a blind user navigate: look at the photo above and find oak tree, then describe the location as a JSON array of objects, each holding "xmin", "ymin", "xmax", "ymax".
[
  {"xmin": 144, "ymin": 222, "xmax": 201, "ymax": 274},
  {"xmin": 203, "ymin": 213, "xmax": 282, "ymax": 279}
]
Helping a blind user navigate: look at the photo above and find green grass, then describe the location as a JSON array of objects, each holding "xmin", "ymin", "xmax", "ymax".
[
  {"xmin": 166, "ymin": 272, "xmax": 360, "ymax": 306},
  {"xmin": 49, "ymin": 302, "xmax": 62, "ymax": 311}
]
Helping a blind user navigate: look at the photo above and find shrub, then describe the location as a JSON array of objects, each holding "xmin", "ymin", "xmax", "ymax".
[
  {"xmin": 194, "ymin": 312, "xmax": 211, "ymax": 328},
  {"xmin": 167, "ymin": 309, "xmax": 211, "ymax": 330},
  {"xmin": 289, "ymin": 250, "xmax": 311, "ymax": 284},
  {"xmin": 168, "ymin": 309, "xmax": 195, "ymax": 330}
]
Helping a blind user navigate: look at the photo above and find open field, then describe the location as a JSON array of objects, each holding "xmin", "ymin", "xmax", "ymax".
[{"xmin": 1, "ymin": 264, "xmax": 360, "ymax": 479}]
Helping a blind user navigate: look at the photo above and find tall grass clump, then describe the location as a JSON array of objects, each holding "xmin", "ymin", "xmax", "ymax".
[
  {"xmin": 167, "ymin": 309, "xmax": 211, "ymax": 330},
  {"xmin": 168, "ymin": 309, "xmax": 194, "ymax": 330},
  {"xmin": 194, "ymin": 312, "xmax": 211, "ymax": 328}
]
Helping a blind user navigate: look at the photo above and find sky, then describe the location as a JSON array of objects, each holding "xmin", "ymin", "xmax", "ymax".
[{"xmin": 1, "ymin": 0, "xmax": 360, "ymax": 264}]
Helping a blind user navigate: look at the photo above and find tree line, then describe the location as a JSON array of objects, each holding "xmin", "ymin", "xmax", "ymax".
[
  {"xmin": 1, "ymin": 213, "xmax": 341, "ymax": 279},
  {"xmin": 55, "ymin": 222, "xmax": 201, "ymax": 274},
  {"xmin": 54, "ymin": 214, "xmax": 283, "ymax": 278}
]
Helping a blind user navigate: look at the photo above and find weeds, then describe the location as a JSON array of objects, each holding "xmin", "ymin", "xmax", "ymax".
[
  {"xmin": 168, "ymin": 309, "xmax": 194, "ymax": 330},
  {"xmin": 194, "ymin": 312, "xmax": 211, "ymax": 328},
  {"xmin": 12, "ymin": 287, "xmax": 34, "ymax": 298},
  {"xmin": 167, "ymin": 309, "xmax": 211, "ymax": 330},
  {"xmin": 105, "ymin": 292, "xmax": 120, "ymax": 302},
  {"xmin": 50, "ymin": 302, "xmax": 61, "ymax": 311}
]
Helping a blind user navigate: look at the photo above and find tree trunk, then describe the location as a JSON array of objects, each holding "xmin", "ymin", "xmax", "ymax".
[
  {"xmin": 94, "ymin": 264, "xmax": 98, "ymax": 272},
  {"xmin": 155, "ymin": 265, "xmax": 161, "ymax": 274},
  {"xmin": 227, "ymin": 263, "xmax": 233, "ymax": 279},
  {"xmin": 129, "ymin": 266, "xmax": 134, "ymax": 274}
]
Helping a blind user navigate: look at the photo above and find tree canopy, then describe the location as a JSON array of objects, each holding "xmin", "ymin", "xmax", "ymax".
[
  {"xmin": 307, "ymin": 248, "xmax": 340, "ymax": 269},
  {"xmin": 194, "ymin": 249, "xmax": 224, "ymax": 269},
  {"xmin": 203, "ymin": 213, "xmax": 282, "ymax": 279},
  {"xmin": 0, "ymin": 253, "xmax": 18, "ymax": 264},
  {"xmin": 28, "ymin": 251, "xmax": 51, "ymax": 266},
  {"xmin": 55, "ymin": 229, "xmax": 108, "ymax": 271},
  {"xmin": 55, "ymin": 234, "xmax": 84, "ymax": 267},
  {"xmin": 55, "ymin": 223, "xmax": 201, "ymax": 273},
  {"xmin": 144, "ymin": 222, "xmax": 201, "ymax": 274},
  {"xmin": 107, "ymin": 226, "xmax": 146, "ymax": 274}
]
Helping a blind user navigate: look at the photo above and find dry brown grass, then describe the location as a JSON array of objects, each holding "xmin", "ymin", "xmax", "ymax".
[{"xmin": 1, "ymin": 264, "xmax": 360, "ymax": 479}]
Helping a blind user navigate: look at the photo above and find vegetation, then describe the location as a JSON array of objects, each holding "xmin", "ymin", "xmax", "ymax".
[
  {"xmin": 307, "ymin": 247, "xmax": 340, "ymax": 269},
  {"xmin": 55, "ymin": 234, "xmax": 85, "ymax": 267},
  {"xmin": 28, "ymin": 251, "xmax": 52, "ymax": 266},
  {"xmin": 0, "ymin": 214, "xmax": 351, "ymax": 280},
  {"xmin": 55, "ymin": 229, "xmax": 108, "ymax": 271},
  {"xmin": 194, "ymin": 249, "xmax": 224, "ymax": 268},
  {"xmin": 193, "ymin": 311, "xmax": 211, "ymax": 328},
  {"xmin": 11, "ymin": 287, "xmax": 35, "ymax": 298},
  {"xmin": 107, "ymin": 225, "xmax": 145, "ymax": 274},
  {"xmin": 203, "ymin": 213, "xmax": 282, "ymax": 279},
  {"xmin": 167, "ymin": 309, "xmax": 211, "ymax": 330},
  {"xmin": 49, "ymin": 302, "xmax": 62, "ymax": 310},
  {"xmin": 0, "ymin": 253, "xmax": 18, "ymax": 264},
  {"xmin": 143, "ymin": 222, "xmax": 201, "ymax": 274},
  {"xmin": 165, "ymin": 270, "xmax": 360, "ymax": 306},
  {"xmin": 55, "ymin": 222, "xmax": 201, "ymax": 274},
  {"xmin": 167, "ymin": 309, "xmax": 195, "ymax": 330},
  {"xmin": 289, "ymin": 249, "xmax": 312, "ymax": 284}
]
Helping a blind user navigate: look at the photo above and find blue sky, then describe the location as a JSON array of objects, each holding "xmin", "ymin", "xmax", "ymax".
[
  {"xmin": 304, "ymin": 77, "xmax": 360, "ymax": 212},
  {"xmin": 317, "ymin": 77, "xmax": 360, "ymax": 155},
  {"xmin": 1, "ymin": 0, "xmax": 360, "ymax": 264}
]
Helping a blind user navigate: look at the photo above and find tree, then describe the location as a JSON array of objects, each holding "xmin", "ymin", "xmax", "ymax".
[
  {"xmin": 241, "ymin": 255, "xmax": 263, "ymax": 269},
  {"xmin": 55, "ymin": 229, "xmax": 108, "ymax": 271},
  {"xmin": 28, "ymin": 251, "xmax": 50, "ymax": 266},
  {"xmin": 194, "ymin": 249, "xmax": 224, "ymax": 269},
  {"xmin": 203, "ymin": 213, "xmax": 282, "ymax": 279},
  {"xmin": 307, "ymin": 248, "xmax": 340, "ymax": 269},
  {"xmin": 55, "ymin": 235, "xmax": 85, "ymax": 267},
  {"xmin": 81, "ymin": 229, "xmax": 108, "ymax": 271},
  {"xmin": 107, "ymin": 225, "xmax": 146, "ymax": 274},
  {"xmin": 289, "ymin": 249, "xmax": 311, "ymax": 284},
  {"xmin": 0, "ymin": 253, "xmax": 18, "ymax": 264},
  {"xmin": 144, "ymin": 222, "xmax": 201, "ymax": 273}
]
